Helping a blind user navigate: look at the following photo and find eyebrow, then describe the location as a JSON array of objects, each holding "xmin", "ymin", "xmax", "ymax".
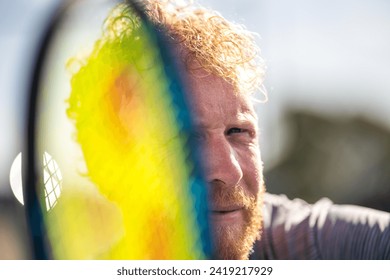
[
  {"xmin": 231, "ymin": 117, "xmax": 259, "ymax": 136},
  {"xmin": 192, "ymin": 111, "xmax": 258, "ymax": 132},
  {"xmin": 236, "ymin": 111, "xmax": 257, "ymax": 123},
  {"xmin": 234, "ymin": 105, "xmax": 259, "ymax": 126}
]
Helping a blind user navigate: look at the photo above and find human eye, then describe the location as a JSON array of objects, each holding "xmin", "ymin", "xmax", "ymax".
[
  {"xmin": 225, "ymin": 124, "xmax": 257, "ymax": 144},
  {"xmin": 226, "ymin": 127, "xmax": 246, "ymax": 135}
]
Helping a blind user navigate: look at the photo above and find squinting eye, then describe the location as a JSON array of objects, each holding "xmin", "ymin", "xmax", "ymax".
[{"xmin": 226, "ymin": 127, "xmax": 245, "ymax": 135}]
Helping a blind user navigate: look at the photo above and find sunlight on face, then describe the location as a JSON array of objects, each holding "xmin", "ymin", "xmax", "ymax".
[{"xmin": 183, "ymin": 63, "xmax": 265, "ymax": 259}]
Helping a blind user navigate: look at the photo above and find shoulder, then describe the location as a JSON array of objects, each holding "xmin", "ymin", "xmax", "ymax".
[{"xmin": 252, "ymin": 193, "xmax": 390, "ymax": 259}]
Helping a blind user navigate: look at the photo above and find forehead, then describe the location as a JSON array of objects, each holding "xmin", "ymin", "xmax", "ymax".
[
  {"xmin": 170, "ymin": 42, "xmax": 258, "ymax": 125},
  {"xmin": 184, "ymin": 67, "xmax": 257, "ymax": 125}
]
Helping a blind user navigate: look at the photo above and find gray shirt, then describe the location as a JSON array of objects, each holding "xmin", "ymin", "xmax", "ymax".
[{"xmin": 251, "ymin": 193, "xmax": 390, "ymax": 259}]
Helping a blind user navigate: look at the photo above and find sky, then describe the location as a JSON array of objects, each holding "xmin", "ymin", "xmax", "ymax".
[
  {"xmin": 0, "ymin": 0, "xmax": 61, "ymax": 196},
  {"xmin": 200, "ymin": 0, "xmax": 390, "ymax": 165},
  {"xmin": 1, "ymin": 0, "xmax": 390, "ymax": 195}
]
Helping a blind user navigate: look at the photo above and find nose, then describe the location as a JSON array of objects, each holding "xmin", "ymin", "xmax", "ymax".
[{"xmin": 202, "ymin": 135, "xmax": 243, "ymax": 187}]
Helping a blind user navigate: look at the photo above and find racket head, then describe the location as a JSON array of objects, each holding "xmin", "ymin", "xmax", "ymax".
[{"xmin": 25, "ymin": 0, "xmax": 211, "ymax": 259}]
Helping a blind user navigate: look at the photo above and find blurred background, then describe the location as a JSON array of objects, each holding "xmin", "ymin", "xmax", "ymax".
[{"xmin": 1, "ymin": 0, "xmax": 389, "ymax": 259}]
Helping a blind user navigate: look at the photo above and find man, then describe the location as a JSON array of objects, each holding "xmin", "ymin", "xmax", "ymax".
[
  {"xmin": 147, "ymin": 0, "xmax": 390, "ymax": 260},
  {"xmin": 144, "ymin": 0, "xmax": 265, "ymax": 259},
  {"xmin": 67, "ymin": 0, "xmax": 390, "ymax": 259},
  {"xmin": 185, "ymin": 63, "xmax": 264, "ymax": 260}
]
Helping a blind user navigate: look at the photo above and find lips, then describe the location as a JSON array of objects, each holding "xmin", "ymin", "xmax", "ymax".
[
  {"xmin": 209, "ymin": 206, "xmax": 244, "ymax": 223},
  {"xmin": 210, "ymin": 206, "xmax": 243, "ymax": 213},
  {"xmin": 212, "ymin": 209, "xmax": 239, "ymax": 214}
]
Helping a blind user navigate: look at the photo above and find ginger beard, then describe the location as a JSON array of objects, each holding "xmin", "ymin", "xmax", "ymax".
[{"xmin": 209, "ymin": 182, "xmax": 265, "ymax": 260}]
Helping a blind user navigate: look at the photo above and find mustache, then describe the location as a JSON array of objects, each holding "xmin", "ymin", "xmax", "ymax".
[{"xmin": 208, "ymin": 182, "xmax": 255, "ymax": 209}]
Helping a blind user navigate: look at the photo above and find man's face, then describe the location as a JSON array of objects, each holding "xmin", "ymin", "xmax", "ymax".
[{"xmin": 185, "ymin": 67, "xmax": 265, "ymax": 259}]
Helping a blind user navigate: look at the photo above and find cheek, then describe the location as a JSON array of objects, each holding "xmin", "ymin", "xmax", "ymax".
[{"xmin": 236, "ymin": 145, "xmax": 263, "ymax": 195}]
